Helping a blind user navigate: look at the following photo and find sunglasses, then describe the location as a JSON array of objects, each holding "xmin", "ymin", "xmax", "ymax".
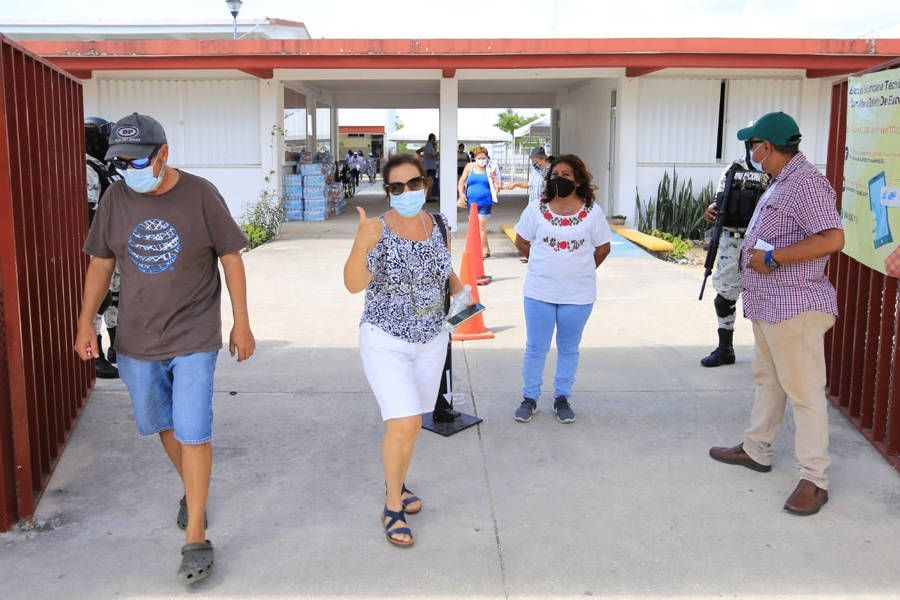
[
  {"xmin": 110, "ymin": 146, "xmax": 160, "ymax": 171},
  {"xmin": 384, "ymin": 176, "xmax": 426, "ymax": 196},
  {"xmin": 746, "ymin": 139, "xmax": 765, "ymax": 149}
]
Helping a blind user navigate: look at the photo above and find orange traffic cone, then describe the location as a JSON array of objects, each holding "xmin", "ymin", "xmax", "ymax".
[
  {"xmin": 464, "ymin": 203, "xmax": 492, "ymax": 285},
  {"xmin": 451, "ymin": 249, "xmax": 495, "ymax": 341}
]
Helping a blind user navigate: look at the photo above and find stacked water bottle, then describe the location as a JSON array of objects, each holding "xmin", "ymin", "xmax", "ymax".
[
  {"xmin": 283, "ymin": 158, "xmax": 342, "ymax": 221},
  {"xmin": 283, "ymin": 174, "xmax": 304, "ymax": 221}
]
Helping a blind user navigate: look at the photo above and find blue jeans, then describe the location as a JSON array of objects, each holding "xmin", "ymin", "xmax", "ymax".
[
  {"xmin": 117, "ymin": 351, "xmax": 218, "ymax": 444},
  {"xmin": 522, "ymin": 297, "xmax": 593, "ymax": 401}
]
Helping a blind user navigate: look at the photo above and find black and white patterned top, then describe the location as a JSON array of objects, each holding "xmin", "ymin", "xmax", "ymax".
[{"xmin": 361, "ymin": 213, "xmax": 452, "ymax": 344}]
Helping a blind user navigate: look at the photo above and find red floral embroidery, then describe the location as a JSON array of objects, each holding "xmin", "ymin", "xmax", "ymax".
[
  {"xmin": 539, "ymin": 202, "xmax": 592, "ymax": 227},
  {"xmin": 542, "ymin": 236, "xmax": 585, "ymax": 252}
]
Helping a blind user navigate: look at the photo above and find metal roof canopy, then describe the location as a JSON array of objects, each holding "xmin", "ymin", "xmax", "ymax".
[{"xmin": 20, "ymin": 37, "xmax": 900, "ymax": 82}]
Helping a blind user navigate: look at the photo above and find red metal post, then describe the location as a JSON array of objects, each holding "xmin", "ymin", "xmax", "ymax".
[
  {"xmin": 847, "ymin": 265, "xmax": 871, "ymax": 416},
  {"xmin": 859, "ymin": 270, "xmax": 884, "ymax": 429}
]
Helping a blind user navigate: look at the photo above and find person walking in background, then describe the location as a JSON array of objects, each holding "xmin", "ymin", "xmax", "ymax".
[
  {"xmin": 350, "ymin": 151, "xmax": 364, "ymax": 186},
  {"xmin": 344, "ymin": 154, "xmax": 470, "ymax": 548},
  {"xmin": 503, "ymin": 146, "xmax": 550, "ymax": 210},
  {"xmin": 456, "ymin": 143, "xmax": 470, "ymax": 178},
  {"xmin": 366, "ymin": 152, "xmax": 377, "ymax": 183},
  {"xmin": 74, "ymin": 113, "xmax": 255, "ymax": 585},
  {"xmin": 417, "ymin": 133, "xmax": 439, "ymax": 199},
  {"xmin": 512, "ymin": 154, "xmax": 612, "ymax": 424},
  {"xmin": 457, "ymin": 146, "xmax": 501, "ymax": 258},
  {"xmin": 709, "ymin": 111, "xmax": 844, "ymax": 516}
]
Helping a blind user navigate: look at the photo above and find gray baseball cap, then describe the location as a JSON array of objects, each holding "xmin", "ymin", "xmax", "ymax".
[
  {"xmin": 529, "ymin": 147, "xmax": 547, "ymax": 158},
  {"xmin": 104, "ymin": 113, "xmax": 168, "ymax": 160}
]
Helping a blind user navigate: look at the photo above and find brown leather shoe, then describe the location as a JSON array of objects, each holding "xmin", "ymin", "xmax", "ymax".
[
  {"xmin": 708, "ymin": 443, "xmax": 772, "ymax": 472},
  {"xmin": 783, "ymin": 479, "xmax": 828, "ymax": 516}
]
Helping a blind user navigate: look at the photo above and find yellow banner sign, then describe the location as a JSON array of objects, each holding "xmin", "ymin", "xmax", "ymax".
[{"xmin": 842, "ymin": 69, "xmax": 900, "ymax": 277}]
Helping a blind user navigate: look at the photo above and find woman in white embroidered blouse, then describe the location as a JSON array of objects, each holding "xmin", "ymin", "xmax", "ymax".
[{"xmin": 512, "ymin": 154, "xmax": 613, "ymax": 424}]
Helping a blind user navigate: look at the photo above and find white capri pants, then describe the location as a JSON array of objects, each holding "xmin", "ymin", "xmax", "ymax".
[{"xmin": 359, "ymin": 322, "xmax": 449, "ymax": 421}]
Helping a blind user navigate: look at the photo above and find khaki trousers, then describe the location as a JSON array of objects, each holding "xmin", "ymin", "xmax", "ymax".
[{"xmin": 743, "ymin": 311, "xmax": 836, "ymax": 489}]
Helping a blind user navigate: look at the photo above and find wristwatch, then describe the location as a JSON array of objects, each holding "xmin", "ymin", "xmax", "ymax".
[{"xmin": 764, "ymin": 249, "xmax": 780, "ymax": 271}]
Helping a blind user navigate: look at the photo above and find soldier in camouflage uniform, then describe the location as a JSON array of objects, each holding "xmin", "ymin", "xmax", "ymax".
[
  {"xmin": 85, "ymin": 116, "xmax": 122, "ymax": 378},
  {"xmin": 701, "ymin": 158, "xmax": 769, "ymax": 367}
]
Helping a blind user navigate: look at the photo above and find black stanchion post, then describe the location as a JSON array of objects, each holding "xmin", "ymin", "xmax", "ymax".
[{"xmin": 422, "ymin": 341, "xmax": 482, "ymax": 436}]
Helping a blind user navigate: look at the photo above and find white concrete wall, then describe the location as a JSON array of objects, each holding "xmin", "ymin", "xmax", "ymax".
[
  {"xmin": 555, "ymin": 78, "xmax": 618, "ymax": 215},
  {"xmin": 185, "ymin": 166, "xmax": 270, "ymax": 218}
]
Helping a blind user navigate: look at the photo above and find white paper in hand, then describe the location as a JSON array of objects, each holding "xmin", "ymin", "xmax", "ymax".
[{"xmin": 754, "ymin": 239, "xmax": 774, "ymax": 251}]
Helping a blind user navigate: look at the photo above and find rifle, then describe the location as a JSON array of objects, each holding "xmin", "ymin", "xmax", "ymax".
[{"xmin": 699, "ymin": 162, "xmax": 740, "ymax": 301}]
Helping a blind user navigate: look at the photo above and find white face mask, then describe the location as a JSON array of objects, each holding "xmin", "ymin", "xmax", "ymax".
[
  {"xmin": 475, "ymin": 158, "xmax": 488, "ymax": 167},
  {"xmin": 750, "ymin": 142, "xmax": 769, "ymax": 173}
]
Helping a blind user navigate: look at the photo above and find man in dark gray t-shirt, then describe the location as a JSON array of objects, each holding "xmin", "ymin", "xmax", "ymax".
[{"xmin": 75, "ymin": 113, "xmax": 255, "ymax": 586}]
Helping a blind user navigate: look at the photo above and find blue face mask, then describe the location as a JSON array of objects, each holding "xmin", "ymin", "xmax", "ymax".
[
  {"xmin": 121, "ymin": 163, "xmax": 165, "ymax": 193},
  {"xmin": 750, "ymin": 146, "xmax": 768, "ymax": 173},
  {"xmin": 390, "ymin": 189, "xmax": 426, "ymax": 218}
]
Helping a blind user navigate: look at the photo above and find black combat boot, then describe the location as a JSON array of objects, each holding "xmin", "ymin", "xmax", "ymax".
[
  {"xmin": 701, "ymin": 328, "xmax": 736, "ymax": 367},
  {"xmin": 95, "ymin": 334, "xmax": 119, "ymax": 379}
]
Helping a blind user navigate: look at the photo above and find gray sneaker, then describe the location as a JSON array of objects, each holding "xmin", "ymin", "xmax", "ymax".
[
  {"xmin": 553, "ymin": 396, "xmax": 575, "ymax": 424},
  {"xmin": 514, "ymin": 398, "xmax": 537, "ymax": 423}
]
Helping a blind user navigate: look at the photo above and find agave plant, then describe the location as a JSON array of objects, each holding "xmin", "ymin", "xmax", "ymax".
[{"xmin": 635, "ymin": 169, "xmax": 713, "ymax": 240}]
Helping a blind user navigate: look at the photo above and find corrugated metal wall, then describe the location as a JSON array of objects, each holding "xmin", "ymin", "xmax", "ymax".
[
  {"xmin": 638, "ymin": 77, "xmax": 809, "ymax": 165},
  {"xmin": 638, "ymin": 78, "xmax": 721, "ymax": 163},
  {"xmin": 723, "ymin": 78, "xmax": 801, "ymax": 160},
  {"xmin": 0, "ymin": 35, "xmax": 93, "ymax": 530},
  {"xmin": 99, "ymin": 79, "xmax": 260, "ymax": 166}
]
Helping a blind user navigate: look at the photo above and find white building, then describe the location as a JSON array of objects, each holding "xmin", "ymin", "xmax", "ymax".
[{"xmin": 6, "ymin": 24, "xmax": 900, "ymax": 228}]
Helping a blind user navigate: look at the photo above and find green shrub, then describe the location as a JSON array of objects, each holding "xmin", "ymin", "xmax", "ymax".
[
  {"xmin": 243, "ymin": 222, "xmax": 270, "ymax": 250},
  {"xmin": 635, "ymin": 170, "xmax": 713, "ymax": 240},
  {"xmin": 648, "ymin": 229, "xmax": 691, "ymax": 260},
  {"xmin": 241, "ymin": 188, "xmax": 285, "ymax": 250}
]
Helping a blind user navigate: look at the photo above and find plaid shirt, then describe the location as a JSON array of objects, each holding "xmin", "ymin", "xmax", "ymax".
[
  {"xmin": 528, "ymin": 162, "xmax": 549, "ymax": 206},
  {"xmin": 741, "ymin": 152, "xmax": 842, "ymax": 324}
]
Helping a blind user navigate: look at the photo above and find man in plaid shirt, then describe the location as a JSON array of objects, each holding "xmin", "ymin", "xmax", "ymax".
[{"xmin": 709, "ymin": 112, "xmax": 844, "ymax": 516}]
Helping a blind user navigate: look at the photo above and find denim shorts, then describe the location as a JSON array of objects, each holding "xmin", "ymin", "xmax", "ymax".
[
  {"xmin": 468, "ymin": 199, "xmax": 493, "ymax": 217},
  {"xmin": 117, "ymin": 351, "xmax": 218, "ymax": 444}
]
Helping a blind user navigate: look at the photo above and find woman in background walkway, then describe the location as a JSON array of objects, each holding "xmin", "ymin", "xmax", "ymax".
[
  {"xmin": 512, "ymin": 154, "xmax": 612, "ymax": 424},
  {"xmin": 344, "ymin": 153, "xmax": 467, "ymax": 548},
  {"xmin": 457, "ymin": 146, "xmax": 501, "ymax": 258}
]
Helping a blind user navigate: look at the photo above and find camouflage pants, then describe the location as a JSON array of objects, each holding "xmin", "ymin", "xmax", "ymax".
[
  {"xmin": 711, "ymin": 231, "xmax": 742, "ymax": 330},
  {"xmin": 93, "ymin": 268, "xmax": 120, "ymax": 334}
]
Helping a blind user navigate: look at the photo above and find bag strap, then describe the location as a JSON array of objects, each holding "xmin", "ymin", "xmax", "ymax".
[
  {"xmin": 432, "ymin": 213, "xmax": 451, "ymax": 312},
  {"xmin": 433, "ymin": 212, "xmax": 448, "ymax": 246}
]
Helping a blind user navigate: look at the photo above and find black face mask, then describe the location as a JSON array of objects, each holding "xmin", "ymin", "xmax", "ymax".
[{"xmin": 549, "ymin": 177, "xmax": 576, "ymax": 198}]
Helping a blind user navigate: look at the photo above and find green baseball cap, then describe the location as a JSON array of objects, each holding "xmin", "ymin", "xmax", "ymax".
[{"xmin": 737, "ymin": 111, "xmax": 801, "ymax": 146}]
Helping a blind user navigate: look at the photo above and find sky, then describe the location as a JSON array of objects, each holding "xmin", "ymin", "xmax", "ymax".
[{"xmin": 3, "ymin": 0, "xmax": 899, "ymax": 39}]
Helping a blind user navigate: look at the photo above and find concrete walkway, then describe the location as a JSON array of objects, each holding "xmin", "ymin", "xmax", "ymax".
[{"xmin": 2, "ymin": 190, "xmax": 899, "ymax": 600}]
